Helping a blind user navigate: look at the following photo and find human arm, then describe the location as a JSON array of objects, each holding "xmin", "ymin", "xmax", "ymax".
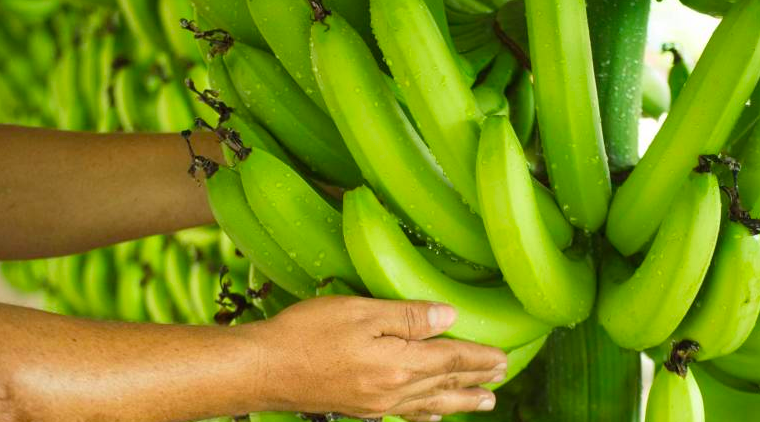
[
  {"xmin": 0, "ymin": 125, "xmax": 224, "ymax": 260},
  {"xmin": 0, "ymin": 296, "xmax": 507, "ymax": 422}
]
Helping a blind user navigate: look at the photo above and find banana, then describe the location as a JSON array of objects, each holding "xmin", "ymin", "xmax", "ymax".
[
  {"xmin": 680, "ymin": 0, "xmax": 737, "ymax": 16},
  {"xmin": 186, "ymin": 65, "xmax": 219, "ymax": 127},
  {"xmin": 310, "ymin": 10, "xmax": 497, "ymax": 268},
  {"xmin": 372, "ymin": 0, "xmax": 486, "ymax": 211},
  {"xmin": 415, "ymin": 246, "xmax": 500, "ymax": 284},
  {"xmin": 238, "ymin": 148, "xmax": 363, "ymax": 290},
  {"xmin": 642, "ymin": 64, "xmax": 672, "ymax": 119},
  {"xmin": 525, "ymin": 0, "xmax": 611, "ymax": 232},
  {"xmin": 727, "ymin": 83, "xmax": 760, "ymax": 152},
  {"xmin": 159, "ymin": 0, "xmax": 202, "ymax": 63},
  {"xmin": 671, "ymin": 215, "xmax": 760, "ymax": 361},
  {"xmin": 96, "ymin": 28, "xmax": 123, "ymax": 133},
  {"xmin": 504, "ymin": 69, "xmax": 535, "ymax": 147},
  {"xmin": 662, "ymin": 43, "xmax": 695, "ymax": 104},
  {"xmin": 58, "ymin": 254, "xmax": 90, "ymax": 316},
  {"xmin": 144, "ymin": 274, "xmax": 175, "ymax": 324},
  {"xmin": 599, "ymin": 172, "xmax": 722, "ymax": 350},
  {"xmin": 51, "ymin": 46, "xmax": 89, "ymax": 131},
  {"xmin": 444, "ymin": 0, "xmax": 495, "ymax": 14},
  {"xmin": 472, "ymin": 49, "xmax": 518, "ymax": 116},
  {"xmin": 219, "ymin": 232, "xmax": 249, "ymax": 277},
  {"xmin": 692, "ymin": 364, "xmax": 760, "ymax": 421},
  {"xmin": 606, "ymin": 0, "xmax": 760, "ymax": 256},
  {"xmin": 737, "ymin": 123, "xmax": 760, "ymax": 206},
  {"xmin": 139, "ymin": 235, "xmax": 166, "ymax": 277},
  {"xmin": 78, "ymin": 14, "xmax": 104, "ymax": 125},
  {"xmin": 82, "ymin": 248, "xmax": 117, "ymax": 320},
  {"xmin": 114, "ymin": 240, "xmax": 141, "ymax": 268},
  {"xmin": 220, "ymin": 42, "xmax": 362, "ymax": 188},
  {"xmin": 164, "ymin": 240, "xmax": 200, "ymax": 323},
  {"xmin": 116, "ymin": 262, "xmax": 148, "ymax": 322},
  {"xmin": 190, "ymin": 0, "xmax": 268, "ymax": 50},
  {"xmin": 194, "ymin": 59, "xmax": 292, "ymax": 166},
  {"xmin": 710, "ymin": 350, "xmax": 760, "ymax": 385},
  {"xmin": 245, "ymin": 0, "xmax": 327, "ymax": 111},
  {"xmin": 315, "ymin": 278, "xmax": 361, "ymax": 297},
  {"xmin": 203, "ymin": 164, "xmax": 317, "ymax": 299},
  {"xmin": 476, "ymin": 116, "xmax": 595, "ymax": 326},
  {"xmin": 0, "ymin": 261, "xmax": 44, "ymax": 293},
  {"xmin": 461, "ymin": 38, "xmax": 501, "ymax": 81},
  {"xmin": 156, "ymin": 79, "xmax": 195, "ymax": 132},
  {"xmin": 113, "ymin": 66, "xmax": 153, "ymax": 132},
  {"xmin": 116, "ymin": 0, "xmax": 169, "ymax": 55},
  {"xmin": 588, "ymin": 0, "xmax": 650, "ymax": 170},
  {"xmin": 189, "ymin": 260, "xmax": 218, "ymax": 324},
  {"xmin": 0, "ymin": 0, "xmax": 60, "ymax": 22},
  {"xmin": 248, "ymin": 265, "xmax": 298, "ymax": 318},
  {"xmin": 645, "ymin": 366, "xmax": 705, "ymax": 422},
  {"xmin": 452, "ymin": 22, "xmax": 497, "ymax": 55},
  {"xmin": 343, "ymin": 185, "xmax": 552, "ymax": 350}
]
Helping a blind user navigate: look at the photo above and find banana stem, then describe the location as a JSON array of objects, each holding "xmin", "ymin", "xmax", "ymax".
[
  {"xmin": 521, "ymin": 317, "xmax": 642, "ymax": 421},
  {"xmin": 587, "ymin": 0, "xmax": 651, "ymax": 172}
]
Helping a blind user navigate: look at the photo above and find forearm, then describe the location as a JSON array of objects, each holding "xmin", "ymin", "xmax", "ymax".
[
  {"xmin": 0, "ymin": 125, "xmax": 225, "ymax": 260},
  {"xmin": 0, "ymin": 304, "xmax": 266, "ymax": 422}
]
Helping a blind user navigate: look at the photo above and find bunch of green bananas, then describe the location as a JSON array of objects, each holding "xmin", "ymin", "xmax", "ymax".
[{"xmin": 5, "ymin": 0, "xmax": 760, "ymax": 420}]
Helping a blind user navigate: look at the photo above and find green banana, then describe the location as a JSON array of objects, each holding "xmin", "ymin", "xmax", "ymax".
[
  {"xmin": 58, "ymin": 254, "xmax": 89, "ymax": 316},
  {"xmin": 472, "ymin": 49, "xmax": 518, "ymax": 117},
  {"xmin": 164, "ymin": 240, "xmax": 200, "ymax": 323},
  {"xmin": 444, "ymin": 0, "xmax": 495, "ymax": 14},
  {"xmin": 116, "ymin": 263, "xmax": 148, "ymax": 322},
  {"xmin": 28, "ymin": 24, "xmax": 57, "ymax": 79},
  {"xmin": 726, "ymin": 83, "xmax": 760, "ymax": 152},
  {"xmin": 186, "ymin": 64, "xmax": 219, "ymax": 127},
  {"xmin": 173, "ymin": 226, "xmax": 219, "ymax": 257},
  {"xmin": 144, "ymin": 274, "xmax": 175, "ymax": 324},
  {"xmin": 310, "ymin": 10, "xmax": 496, "ymax": 268},
  {"xmin": 671, "ymin": 217, "xmax": 760, "ymax": 361},
  {"xmin": 190, "ymin": 0, "xmax": 268, "ymax": 50},
  {"xmin": 116, "ymin": 0, "xmax": 169, "ymax": 54},
  {"xmin": 315, "ymin": 278, "xmax": 361, "ymax": 297},
  {"xmin": 710, "ymin": 350, "xmax": 760, "ymax": 385},
  {"xmin": 461, "ymin": 38, "xmax": 501, "ymax": 81},
  {"xmin": 82, "ymin": 248, "xmax": 116, "ymax": 320},
  {"xmin": 641, "ymin": 64, "xmax": 672, "ymax": 119},
  {"xmin": 0, "ymin": 261, "xmax": 44, "ymax": 293},
  {"xmin": 96, "ymin": 28, "xmax": 123, "ymax": 133},
  {"xmin": 587, "ymin": 0, "xmax": 650, "ymax": 171},
  {"xmin": 139, "ymin": 235, "xmax": 166, "ymax": 276},
  {"xmin": 343, "ymin": 185, "xmax": 552, "ymax": 350},
  {"xmin": 238, "ymin": 148, "xmax": 363, "ymax": 290},
  {"xmin": 221, "ymin": 43, "xmax": 362, "ymax": 188},
  {"xmin": 525, "ymin": 0, "xmax": 611, "ymax": 232},
  {"xmin": 248, "ymin": 265, "xmax": 299, "ymax": 318},
  {"xmin": 204, "ymin": 164, "xmax": 317, "ymax": 299},
  {"xmin": 663, "ymin": 43, "xmax": 695, "ymax": 104},
  {"xmin": 476, "ymin": 116, "xmax": 595, "ymax": 326},
  {"xmin": 51, "ymin": 46, "xmax": 89, "ymax": 131},
  {"xmin": 219, "ymin": 232, "xmax": 248, "ymax": 277},
  {"xmin": 599, "ymin": 173, "xmax": 722, "ymax": 350},
  {"xmin": 692, "ymin": 364, "xmax": 760, "ymax": 421},
  {"xmin": 737, "ymin": 122, "xmax": 760, "ymax": 206},
  {"xmin": 645, "ymin": 366, "xmax": 705, "ymax": 422},
  {"xmin": 415, "ymin": 247, "xmax": 500, "ymax": 284},
  {"xmin": 372, "ymin": 0, "xmax": 487, "ymax": 211},
  {"xmin": 79, "ymin": 14, "xmax": 104, "ymax": 125},
  {"xmin": 189, "ymin": 260, "xmax": 218, "ymax": 324},
  {"xmin": 606, "ymin": 0, "xmax": 760, "ymax": 255},
  {"xmin": 506, "ymin": 69, "xmax": 536, "ymax": 147},
  {"xmin": 680, "ymin": 0, "xmax": 737, "ymax": 16},
  {"xmin": 113, "ymin": 66, "xmax": 153, "ymax": 132},
  {"xmin": 0, "ymin": 0, "xmax": 60, "ymax": 21},
  {"xmin": 159, "ymin": 0, "xmax": 202, "ymax": 63},
  {"xmin": 156, "ymin": 79, "xmax": 195, "ymax": 132}
]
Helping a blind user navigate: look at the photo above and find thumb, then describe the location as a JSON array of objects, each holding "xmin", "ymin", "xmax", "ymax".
[{"xmin": 373, "ymin": 300, "xmax": 458, "ymax": 340}]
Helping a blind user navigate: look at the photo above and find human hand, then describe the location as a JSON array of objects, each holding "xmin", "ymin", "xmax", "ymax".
[{"xmin": 249, "ymin": 296, "xmax": 508, "ymax": 421}]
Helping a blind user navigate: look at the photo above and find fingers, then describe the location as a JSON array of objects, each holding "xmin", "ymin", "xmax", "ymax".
[
  {"xmin": 391, "ymin": 387, "xmax": 496, "ymax": 417},
  {"xmin": 371, "ymin": 300, "xmax": 458, "ymax": 340},
  {"xmin": 410, "ymin": 338, "xmax": 508, "ymax": 375},
  {"xmin": 404, "ymin": 369, "xmax": 505, "ymax": 398}
]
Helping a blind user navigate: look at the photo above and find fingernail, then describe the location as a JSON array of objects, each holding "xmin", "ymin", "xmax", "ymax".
[
  {"xmin": 429, "ymin": 415, "xmax": 442, "ymax": 422},
  {"xmin": 428, "ymin": 305, "xmax": 457, "ymax": 329},
  {"xmin": 489, "ymin": 373, "xmax": 505, "ymax": 384},
  {"xmin": 492, "ymin": 363, "xmax": 507, "ymax": 372},
  {"xmin": 477, "ymin": 399, "xmax": 495, "ymax": 411}
]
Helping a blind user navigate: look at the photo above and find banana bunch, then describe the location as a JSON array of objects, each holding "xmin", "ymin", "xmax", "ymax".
[{"xmin": 5, "ymin": 0, "xmax": 760, "ymax": 419}]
